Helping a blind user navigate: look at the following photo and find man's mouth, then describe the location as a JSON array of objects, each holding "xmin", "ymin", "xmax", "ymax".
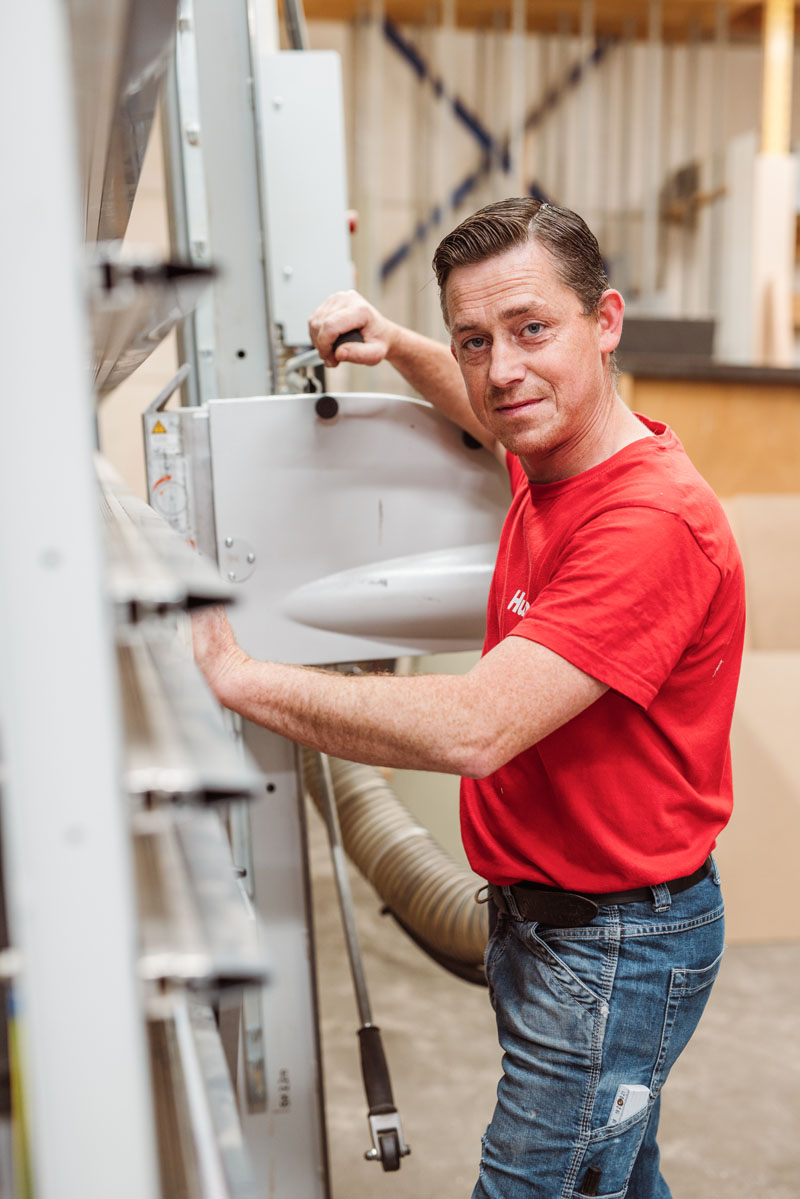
[{"xmin": 494, "ymin": 397, "xmax": 544, "ymax": 414}]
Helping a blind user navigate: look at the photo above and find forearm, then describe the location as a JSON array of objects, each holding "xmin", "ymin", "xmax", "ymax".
[
  {"xmin": 192, "ymin": 609, "xmax": 606, "ymax": 776},
  {"xmin": 214, "ymin": 655, "xmax": 483, "ymax": 775}
]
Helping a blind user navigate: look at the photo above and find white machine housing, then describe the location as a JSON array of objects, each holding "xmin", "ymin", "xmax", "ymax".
[{"xmin": 206, "ymin": 391, "xmax": 509, "ymax": 664}]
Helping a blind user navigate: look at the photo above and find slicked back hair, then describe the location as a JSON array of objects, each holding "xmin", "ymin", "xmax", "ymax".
[{"xmin": 432, "ymin": 197, "xmax": 610, "ymax": 328}]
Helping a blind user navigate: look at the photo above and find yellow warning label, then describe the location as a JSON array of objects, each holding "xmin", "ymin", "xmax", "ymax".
[{"xmin": 152, "ymin": 420, "xmax": 167, "ymax": 434}]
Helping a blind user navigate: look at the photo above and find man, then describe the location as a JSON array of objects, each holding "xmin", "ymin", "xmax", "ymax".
[{"xmin": 193, "ymin": 198, "xmax": 745, "ymax": 1198}]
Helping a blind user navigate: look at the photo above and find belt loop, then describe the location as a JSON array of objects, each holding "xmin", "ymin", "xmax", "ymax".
[
  {"xmin": 502, "ymin": 885, "xmax": 523, "ymax": 921},
  {"xmin": 650, "ymin": 882, "xmax": 672, "ymax": 913}
]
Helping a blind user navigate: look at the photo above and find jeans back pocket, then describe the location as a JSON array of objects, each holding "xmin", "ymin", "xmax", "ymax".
[{"xmin": 651, "ymin": 948, "xmax": 724, "ymax": 1093}]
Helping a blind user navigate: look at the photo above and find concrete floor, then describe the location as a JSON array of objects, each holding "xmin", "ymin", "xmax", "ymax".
[{"xmin": 308, "ymin": 804, "xmax": 800, "ymax": 1199}]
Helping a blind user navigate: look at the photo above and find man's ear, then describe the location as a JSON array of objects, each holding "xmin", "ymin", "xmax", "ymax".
[
  {"xmin": 596, "ymin": 289, "xmax": 624, "ymax": 354},
  {"xmin": 450, "ymin": 339, "xmax": 458, "ymax": 360}
]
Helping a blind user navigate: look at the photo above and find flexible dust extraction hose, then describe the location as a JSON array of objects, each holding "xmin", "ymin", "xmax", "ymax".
[{"xmin": 301, "ymin": 749, "xmax": 489, "ymax": 984}]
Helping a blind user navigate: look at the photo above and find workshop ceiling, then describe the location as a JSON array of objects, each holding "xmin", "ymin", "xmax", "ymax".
[{"xmin": 301, "ymin": 0, "xmax": 787, "ymax": 40}]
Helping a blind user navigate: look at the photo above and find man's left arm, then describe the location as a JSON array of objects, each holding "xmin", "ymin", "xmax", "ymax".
[{"xmin": 192, "ymin": 607, "xmax": 607, "ymax": 779}]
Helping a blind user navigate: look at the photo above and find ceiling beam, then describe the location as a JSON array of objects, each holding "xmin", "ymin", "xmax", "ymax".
[{"xmin": 300, "ymin": 0, "xmax": 786, "ymax": 39}]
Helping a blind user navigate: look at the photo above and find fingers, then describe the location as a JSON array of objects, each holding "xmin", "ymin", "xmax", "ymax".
[{"xmin": 308, "ymin": 290, "xmax": 390, "ymax": 368}]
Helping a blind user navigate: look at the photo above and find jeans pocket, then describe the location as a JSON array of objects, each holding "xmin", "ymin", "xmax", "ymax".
[
  {"xmin": 651, "ymin": 948, "xmax": 724, "ymax": 1093},
  {"xmin": 573, "ymin": 1103, "xmax": 652, "ymax": 1198},
  {"xmin": 525, "ymin": 925, "xmax": 605, "ymax": 1011},
  {"xmin": 484, "ymin": 916, "xmax": 511, "ymax": 1011}
]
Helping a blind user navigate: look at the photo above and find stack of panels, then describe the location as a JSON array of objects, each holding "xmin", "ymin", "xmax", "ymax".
[{"xmin": 61, "ymin": 2, "xmax": 264, "ymax": 1176}]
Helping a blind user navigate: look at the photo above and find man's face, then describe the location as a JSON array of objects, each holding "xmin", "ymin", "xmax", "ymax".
[{"xmin": 446, "ymin": 239, "xmax": 623, "ymax": 481}]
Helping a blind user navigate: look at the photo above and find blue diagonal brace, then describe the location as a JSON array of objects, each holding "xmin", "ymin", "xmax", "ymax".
[{"xmin": 379, "ymin": 22, "xmax": 618, "ymax": 282}]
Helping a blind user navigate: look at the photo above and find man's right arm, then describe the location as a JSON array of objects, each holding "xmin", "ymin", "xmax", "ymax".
[{"xmin": 308, "ymin": 290, "xmax": 502, "ymax": 459}]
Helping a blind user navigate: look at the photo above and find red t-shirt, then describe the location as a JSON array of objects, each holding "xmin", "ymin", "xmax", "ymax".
[{"xmin": 460, "ymin": 415, "xmax": 746, "ymax": 890}]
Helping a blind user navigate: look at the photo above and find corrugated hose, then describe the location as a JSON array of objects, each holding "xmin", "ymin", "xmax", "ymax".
[{"xmin": 300, "ymin": 748, "xmax": 489, "ymax": 985}]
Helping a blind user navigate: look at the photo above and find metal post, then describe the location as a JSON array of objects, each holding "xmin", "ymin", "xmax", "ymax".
[
  {"xmin": 0, "ymin": 3, "xmax": 159, "ymax": 1196},
  {"xmin": 352, "ymin": 0, "xmax": 384, "ymax": 386},
  {"xmin": 240, "ymin": 729, "xmax": 331, "ymax": 1198},
  {"xmin": 178, "ymin": 0, "xmax": 280, "ymax": 398},
  {"xmin": 248, "ymin": 0, "xmax": 287, "ymax": 386},
  {"xmin": 163, "ymin": 0, "xmax": 218, "ymax": 407}
]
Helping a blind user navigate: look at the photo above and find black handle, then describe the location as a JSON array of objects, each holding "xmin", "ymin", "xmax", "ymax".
[
  {"xmin": 332, "ymin": 328, "xmax": 364, "ymax": 352},
  {"xmin": 358, "ymin": 1025, "xmax": 395, "ymax": 1115}
]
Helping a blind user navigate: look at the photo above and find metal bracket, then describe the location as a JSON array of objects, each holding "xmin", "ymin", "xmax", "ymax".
[{"xmin": 365, "ymin": 1111, "xmax": 411, "ymax": 1172}]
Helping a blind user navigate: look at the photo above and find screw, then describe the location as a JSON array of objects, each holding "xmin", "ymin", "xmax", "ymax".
[
  {"xmin": 224, "ymin": 537, "xmax": 233, "ymax": 547},
  {"xmin": 228, "ymin": 571, "xmax": 237, "ymax": 582},
  {"xmin": 283, "ymin": 265, "xmax": 293, "ymax": 279},
  {"xmin": 185, "ymin": 123, "xmax": 201, "ymax": 146},
  {"xmin": 246, "ymin": 552, "xmax": 256, "ymax": 564},
  {"xmin": 273, "ymin": 95, "xmax": 284, "ymax": 109}
]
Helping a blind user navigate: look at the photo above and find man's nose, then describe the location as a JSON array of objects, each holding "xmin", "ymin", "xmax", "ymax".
[{"xmin": 487, "ymin": 337, "xmax": 526, "ymax": 388}]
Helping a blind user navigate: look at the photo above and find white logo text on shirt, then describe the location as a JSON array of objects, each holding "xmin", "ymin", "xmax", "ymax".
[{"xmin": 507, "ymin": 589, "xmax": 531, "ymax": 616}]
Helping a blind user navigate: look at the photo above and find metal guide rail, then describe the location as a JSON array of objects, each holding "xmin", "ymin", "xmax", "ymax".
[
  {"xmin": 67, "ymin": 0, "xmax": 180, "ymax": 243},
  {"xmin": 88, "ymin": 249, "xmax": 214, "ymax": 396},
  {"xmin": 96, "ymin": 453, "xmax": 233, "ymax": 610},
  {"xmin": 147, "ymin": 990, "xmax": 261, "ymax": 1199},
  {"xmin": 134, "ymin": 806, "xmax": 270, "ymax": 988},
  {"xmin": 118, "ymin": 621, "xmax": 264, "ymax": 803}
]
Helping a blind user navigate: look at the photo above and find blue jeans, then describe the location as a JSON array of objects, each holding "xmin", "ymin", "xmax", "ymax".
[{"xmin": 473, "ymin": 864, "xmax": 724, "ymax": 1199}]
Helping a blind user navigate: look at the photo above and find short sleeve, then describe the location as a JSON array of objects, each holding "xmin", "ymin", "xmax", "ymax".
[{"xmin": 511, "ymin": 506, "xmax": 722, "ymax": 707}]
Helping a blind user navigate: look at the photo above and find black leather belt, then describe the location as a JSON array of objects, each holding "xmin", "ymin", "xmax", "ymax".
[{"xmin": 488, "ymin": 857, "xmax": 713, "ymax": 928}]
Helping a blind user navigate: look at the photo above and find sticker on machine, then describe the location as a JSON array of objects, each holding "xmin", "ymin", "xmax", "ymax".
[{"xmin": 149, "ymin": 417, "xmax": 180, "ymax": 456}]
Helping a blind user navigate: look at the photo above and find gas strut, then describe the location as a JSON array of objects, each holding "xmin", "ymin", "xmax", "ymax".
[{"xmin": 312, "ymin": 749, "xmax": 411, "ymax": 1172}]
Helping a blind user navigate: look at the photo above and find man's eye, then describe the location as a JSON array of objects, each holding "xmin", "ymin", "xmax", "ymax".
[
  {"xmin": 464, "ymin": 337, "xmax": 486, "ymax": 351},
  {"xmin": 524, "ymin": 322, "xmax": 544, "ymax": 336}
]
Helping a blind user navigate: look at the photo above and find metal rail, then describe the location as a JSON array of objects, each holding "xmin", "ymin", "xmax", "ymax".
[
  {"xmin": 134, "ymin": 807, "xmax": 270, "ymax": 987},
  {"xmin": 148, "ymin": 991, "xmax": 262, "ymax": 1198},
  {"xmin": 96, "ymin": 453, "xmax": 233, "ymax": 610},
  {"xmin": 118, "ymin": 622, "xmax": 264, "ymax": 802}
]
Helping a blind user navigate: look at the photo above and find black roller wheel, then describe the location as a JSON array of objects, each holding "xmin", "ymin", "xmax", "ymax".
[{"xmin": 378, "ymin": 1130, "xmax": 401, "ymax": 1172}]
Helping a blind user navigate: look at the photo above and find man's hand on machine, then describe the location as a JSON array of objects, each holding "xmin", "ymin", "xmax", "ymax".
[
  {"xmin": 309, "ymin": 290, "xmax": 396, "ymax": 369},
  {"xmin": 191, "ymin": 605, "xmax": 249, "ymax": 705}
]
